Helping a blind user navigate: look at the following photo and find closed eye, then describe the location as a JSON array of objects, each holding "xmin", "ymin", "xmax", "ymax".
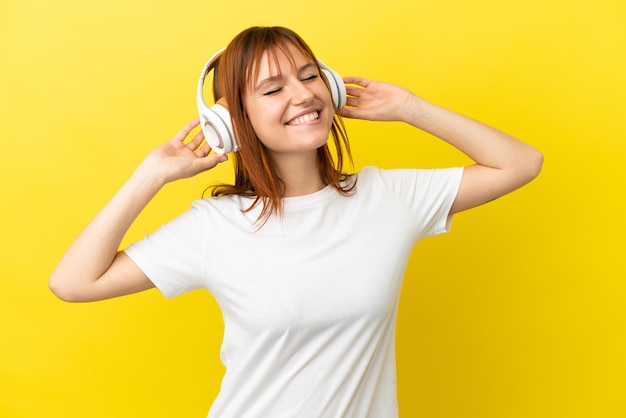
[
  {"xmin": 261, "ymin": 72, "xmax": 318, "ymax": 96},
  {"xmin": 263, "ymin": 87, "xmax": 282, "ymax": 96}
]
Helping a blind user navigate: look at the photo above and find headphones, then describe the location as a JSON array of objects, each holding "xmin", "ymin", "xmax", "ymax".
[{"xmin": 197, "ymin": 48, "xmax": 347, "ymax": 154}]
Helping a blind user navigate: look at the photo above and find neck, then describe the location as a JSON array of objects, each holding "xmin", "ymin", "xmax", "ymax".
[{"xmin": 271, "ymin": 150, "xmax": 325, "ymax": 197}]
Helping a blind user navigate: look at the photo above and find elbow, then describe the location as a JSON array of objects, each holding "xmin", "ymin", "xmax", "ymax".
[
  {"xmin": 49, "ymin": 274, "xmax": 83, "ymax": 303},
  {"xmin": 526, "ymin": 147, "xmax": 544, "ymax": 182},
  {"xmin": 515, "ymin": 146, "xmax": 543, "ymax": 186},
  {"xmin": 506, "ymin": 147, "xmax": 543, "ymax": 192}
]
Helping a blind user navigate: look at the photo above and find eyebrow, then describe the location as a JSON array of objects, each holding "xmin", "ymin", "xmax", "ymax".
[{"xmin": 254, "ymin": 62, "xmax": 317, "ymax": 92}]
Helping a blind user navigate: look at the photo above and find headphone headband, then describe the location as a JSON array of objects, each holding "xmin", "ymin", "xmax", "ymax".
[{"xmin": 196, "ymin": 48, "xmax": 226, "ymax": 114}]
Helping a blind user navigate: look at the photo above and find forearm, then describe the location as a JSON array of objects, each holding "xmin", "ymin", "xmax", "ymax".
[
  {"xmin": 342, "ymin": 77, "xmax": 543, "ymax": 212},
  {"xmin": 400, "ymin": 95, "xmax": 542, "ymax": 175},
  {"xmin": 50, "ymin": 164, "xmax": 164, "ymax": 295}
]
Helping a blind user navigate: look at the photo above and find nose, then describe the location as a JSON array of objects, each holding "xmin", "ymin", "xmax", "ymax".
[{"xmin": 290, "ymin": 79, "xmax": 315, "ymax": 106}]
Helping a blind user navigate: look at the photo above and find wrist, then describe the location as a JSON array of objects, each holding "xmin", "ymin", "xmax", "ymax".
[
  {"xmin": 398, "ymin": 93, "xmax": 430, "ymax": 125},
  {"xmin": 131, "ymin": 159, "xmax": 168, "ymax": 192}
]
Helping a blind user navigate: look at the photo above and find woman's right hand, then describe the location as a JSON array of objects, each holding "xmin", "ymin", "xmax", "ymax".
[{"xmin": 140, "ymin": 118, "xmax": 229, "ymax": 185}]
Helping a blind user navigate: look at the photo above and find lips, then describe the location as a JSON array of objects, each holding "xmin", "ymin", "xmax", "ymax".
[{"xmin": 286, "ymin": 110, "xmax": 320, "ymax": 126}]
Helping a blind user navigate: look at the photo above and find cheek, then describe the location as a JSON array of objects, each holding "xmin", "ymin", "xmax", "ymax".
[
  {"xmin": 246, "ymin": 107, "xmax": 269, "ymax": 136},
  {"xmin": 243, "ymin": 104, "xmax": 277, "ymax": 147},
  {"xmin": 242, "ymin": 99, "xmax": 262, "ymax": 132},
  {"xmin": 249, "ymin": 101, "xmax": 283, "ymax": 128},
  {"xmin": 316, "ymin": 79, "xmax": 334, "ymax": 104}
]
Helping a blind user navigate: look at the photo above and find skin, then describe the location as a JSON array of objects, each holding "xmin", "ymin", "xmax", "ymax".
[
  {"xmin": 243, "ymin": 46, "xmax": 336, "ymax": 196},
  {"xmin": 49, "ymin": 47, "xmax": 543, "ymax": 303}
]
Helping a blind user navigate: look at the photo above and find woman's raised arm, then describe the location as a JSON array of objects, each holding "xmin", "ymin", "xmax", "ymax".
[
  {"xmin": 340, "ymin": 77, "xmax": 543, "ymax": 213},
  {"xmin": 49, "ymin": 119, "xmax": 228, "ymax": 302}
]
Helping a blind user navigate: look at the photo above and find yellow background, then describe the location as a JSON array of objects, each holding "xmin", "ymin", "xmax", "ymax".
[{"xmin": 1, "ymin": 0, "xmax": 625, "ymax": 417}]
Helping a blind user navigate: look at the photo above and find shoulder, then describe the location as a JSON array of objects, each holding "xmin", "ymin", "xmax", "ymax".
[
  {"xmin": 353, "ymin": 166, "xmax": 464, "ymax": 208},
  {"xmin": 191, "ymin": 193, "xmax": 255, "ymax": 213},
  {"xmin": 355, "ymin": 165, "xmax": 462, "ymax": 187},
  {"xmin": 187, "ymin": 194, "xmax": 261, "ymax": 232}
]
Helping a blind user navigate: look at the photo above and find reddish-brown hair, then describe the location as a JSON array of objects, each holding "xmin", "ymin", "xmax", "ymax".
[{"xmin": 207, "ymin": 26, "xmax": 355, "ymax": 225}]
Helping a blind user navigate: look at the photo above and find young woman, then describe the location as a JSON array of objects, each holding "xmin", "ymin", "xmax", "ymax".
[{"xmin": 50, "ymin": 26, "xmax": 542, "ymax": 417}]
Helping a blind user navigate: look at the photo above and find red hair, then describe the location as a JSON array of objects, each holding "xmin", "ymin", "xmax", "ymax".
[{"xmin": 208, "ymin": 26, "xmax": 355, "ymax": 225}]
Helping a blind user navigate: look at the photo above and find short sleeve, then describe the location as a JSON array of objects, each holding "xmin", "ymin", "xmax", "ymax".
[
  {"xmin": 123, "ymin": 201, "xmax": 208, "ymax": 299},
  {"xmin": 376, "ymin": 167, "xmax": 464, "ymax": 238}
]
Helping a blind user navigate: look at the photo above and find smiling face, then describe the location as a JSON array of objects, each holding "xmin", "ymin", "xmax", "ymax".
[{"xmin": 243, "ymin": 44, "xmax": 335, "ymax": 159}]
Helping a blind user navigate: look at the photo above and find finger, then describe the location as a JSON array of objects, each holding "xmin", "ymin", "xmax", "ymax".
[
  {"xmin": 186, "ymin": 129, "xmax": 206, "ymax": 151},
  {"xmin": 194, "ymin": 141, "xmax": 212, "ymax": 158},
  {"xmin": 339, "ymin": 107, "xmax": 373, "ymax": 121},
  {"xmin": 201, "ymin": 153, "xmax": 229, "ymax": 170},
  {"xmin": 343, "ymin": 76, "xmax": 370, "ymax": 87},
  {"xmin": 173, "ymin": 118, "xmax": 201, "ymax": 142},
  {"xmin": 338, "ymin": 107, "xmax": 357, "ymax": 119},
  {"xmin": 345, "ymin": 86, "xmax": 365, "ymax": 98},
  {"xmin": 344, "ymin": 97, "xmax": 360, "ymax": 108}
]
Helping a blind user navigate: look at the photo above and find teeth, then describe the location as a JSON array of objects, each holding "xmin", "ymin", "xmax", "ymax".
[{"xmin": 288, "ymin": 111, "xmax": 319, "ymax": 126}]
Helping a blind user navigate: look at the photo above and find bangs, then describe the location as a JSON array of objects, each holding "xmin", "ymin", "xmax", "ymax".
[{"xmin": 240, "ymin": 28, "xmax": 318, "ymax": 92}]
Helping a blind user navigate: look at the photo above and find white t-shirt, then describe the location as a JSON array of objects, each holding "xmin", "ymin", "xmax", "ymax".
[{"xmin": 124, "ymin": 166, "xmax": 463, "ymax": 418}]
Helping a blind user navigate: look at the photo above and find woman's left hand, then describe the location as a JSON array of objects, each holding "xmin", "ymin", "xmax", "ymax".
[{"xmin": 339, "ymin": 77, "xmax": 415, "ymax": 122}]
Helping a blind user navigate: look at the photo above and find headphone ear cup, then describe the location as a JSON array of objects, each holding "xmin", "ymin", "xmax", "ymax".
[
  {"xmin": 321, "ymin": 67, "xmax": 346, "ymax": 109},
  {"xmin": 199, "ymin": 103, "xmax": 237, "ymax": 154},
  {"xmin": 197, "ymin": 48, "xmax": 239, "ymax": 154}
]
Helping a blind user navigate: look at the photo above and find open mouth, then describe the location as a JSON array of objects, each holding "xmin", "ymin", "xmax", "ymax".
[{"xmin": 286, "ymin": 110, "xmax": 320, "ymax": 126}]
